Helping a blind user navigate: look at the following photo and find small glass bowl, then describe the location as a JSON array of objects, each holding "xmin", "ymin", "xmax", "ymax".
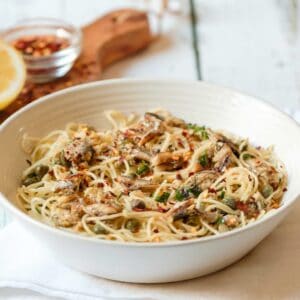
[{"xmin": 1, "ymin": 18, "xmax": 82, "ymax": 83}]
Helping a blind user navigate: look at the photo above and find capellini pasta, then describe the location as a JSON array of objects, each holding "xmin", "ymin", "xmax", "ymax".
[{"xmin": 17, "ymin": 110, "xmax": 287, "ymax": 242}]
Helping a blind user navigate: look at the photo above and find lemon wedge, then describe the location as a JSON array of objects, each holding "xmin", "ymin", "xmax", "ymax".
[{"xmin": 0, "ymin": 41, "xmax": 26, "ymax": 110}]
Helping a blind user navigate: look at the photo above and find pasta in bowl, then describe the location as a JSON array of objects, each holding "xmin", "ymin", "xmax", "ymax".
[
  {"xmin": 18, "ymin": 110, "xmax": 287, "ymax": 242},
  {"xmin": 0, "ymin": 79, "xmax": 299, "ymax": 282}
]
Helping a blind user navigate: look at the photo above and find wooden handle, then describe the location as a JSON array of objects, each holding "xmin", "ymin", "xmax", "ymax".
[
  {"xmin": 83, "ymin": 9, "xmax": 152, "ymax": 67},
  {"xmin": 0, "ymin": 9, "xmax": 152, "ymax": 122}
]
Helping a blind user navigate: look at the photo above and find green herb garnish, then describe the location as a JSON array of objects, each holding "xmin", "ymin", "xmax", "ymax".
[
  {"xmin": 201, "ymin": 130, "xmax": 209, "ymax": 140},
  {"xmin": 175, "ymin": 189, "xmax": 185, "ymax": 201},
  {"xmin": 136, "ymin": 161, "xmax": 150, "ymax": 175},
  {"xmin": 175, "ymin": 188, "xmax": 189, "ymax": 201},
  {"xmin": 188, "ymin": 186, "xmax": 202, "ymax": 197},
  {"xmin": 199, "ymin": 153, "xmax": 209, "ymax": 167},
  {"xmin": 219, "ymin": 190, "xmax": 225, "ymax": 199},
  {"xmin": 187, "ymin": 124, "xmax": 209, "ymax": 140},
  {"xmin": 187, "ymin": 123, "xmax": 205, "ymax": 132},
  {"xmin": 155, "ymin": 192, "xmax": 170, "ymax": 203},
  {"xmin": 242, "ymin": 153, "xmax": 254, "ymax": 160},
  {"xmin": 216, "ymin": 217, "xmax": 224, "ymax": 225}
]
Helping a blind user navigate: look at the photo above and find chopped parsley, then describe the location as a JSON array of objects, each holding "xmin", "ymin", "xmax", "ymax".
[
  {"xmin": 175, "ymin": 188, "xmax": 190, "ymax": 201},
  {"xmin": 187, "ymin": 123, "xmax": 209, "ymax": 140},
  {"xmin": 201, "ymin": 130, "xmax": 209, "ymax": 140},
  {"xmin": 199, "ymin": 153, "xmax": 209, "ymax": 167},
  {"xmin": 219, "ymin": 190, "xmax": 225, "ymax": 199},
  {"xmin": 216, "ymin": 217, "xmax": 224, "ymax": 225},
  {"xmin": 155, "ymin": 192, "xmax": 170, "ymax": 203},
  {"xmin": 136, "ymin": 161, "xmax": 150, "ymax": 175},
  {"xmin": 242, "ymin": 153, "xmax": 254, "ymax": 160},
  {"xmin": 187, "ymin": 123, "xmax": 205, "ymax": 132},
  {"xmin": 174, "ymin": 185, "xmax": 202, "ymax": 201},
  {"xmin": 188, "ymin": 185, "xmax": 202, "ymax": 197}
]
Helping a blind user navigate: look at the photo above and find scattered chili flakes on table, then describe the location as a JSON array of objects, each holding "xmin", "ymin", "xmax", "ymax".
[{"xmin": 12, "ymin": 35, "xmax": 69, "ymax": 57}]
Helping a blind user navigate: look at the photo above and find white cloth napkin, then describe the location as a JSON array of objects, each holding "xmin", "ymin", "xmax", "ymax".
[{"xmin": 0, "ymin": 108, "xmax": 300, "ymax": 300}]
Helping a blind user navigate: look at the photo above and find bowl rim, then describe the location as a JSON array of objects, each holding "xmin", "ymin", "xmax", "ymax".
[{"xmin": 1, "ymin": 78, "xmax": 299, "ymax": 248}]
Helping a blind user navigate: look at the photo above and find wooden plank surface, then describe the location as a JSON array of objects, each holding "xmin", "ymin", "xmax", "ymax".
[{"xmin": 194, "ymin": 0, "xmax": 300, "ymax": 110}]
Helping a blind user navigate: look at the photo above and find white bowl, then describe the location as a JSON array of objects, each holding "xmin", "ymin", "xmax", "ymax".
[{"xmin": 0, "ymin": 79, "xmax": 299, "ymax": 283}]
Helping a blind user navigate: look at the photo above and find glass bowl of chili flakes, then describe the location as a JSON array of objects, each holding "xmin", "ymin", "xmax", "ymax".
[{"xmin": 1, "ymin": 18, "xmax": 82, "ymax": 83}]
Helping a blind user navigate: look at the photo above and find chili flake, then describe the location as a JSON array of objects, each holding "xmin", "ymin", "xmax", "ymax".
[{"xmin": 12, "ymin": 35, "xmax": 69, "ymax": 57}]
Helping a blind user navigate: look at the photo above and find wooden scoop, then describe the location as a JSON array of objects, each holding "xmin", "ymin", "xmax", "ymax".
[{"xmin": 0, "ymin": 9, "xmax": 152, "ymax": 122}]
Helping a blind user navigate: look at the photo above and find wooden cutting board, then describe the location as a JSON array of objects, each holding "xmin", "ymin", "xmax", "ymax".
[{"xmin": 0, "ymin": 9, "xmax": 152, "ymax": 123}]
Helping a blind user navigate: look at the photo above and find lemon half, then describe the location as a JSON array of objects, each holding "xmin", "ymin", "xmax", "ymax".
[{"xmin": 0, "ymin": 41, "xmax": 26, "ymax": 110}]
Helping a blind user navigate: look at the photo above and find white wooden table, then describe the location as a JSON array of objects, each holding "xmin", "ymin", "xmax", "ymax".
[{"xmin": 0, "ymin": 0, "xmax": 299, "ymax": 298}]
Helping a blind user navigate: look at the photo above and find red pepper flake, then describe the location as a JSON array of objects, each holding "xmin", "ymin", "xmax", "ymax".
[
  {"xmin": 283, "ymin": 188, "xmax": 287, "ymax": 192},
  {"xmin": 153, "ymin": 229, "xmax": 159, "ymax": 233},
  {"xmin": 176, "ymin": 173, "xmax": 182, "ymax": 180},
  {"xmin": 208, "ymin": 188, "xmax": 217, "ymax": 193},
  {"xmin": 12, "ymin": 35, "xmax": 69, "ymax": 57},
  {"xmin": 188, "ymin": 172, "xmax": 195, "ymax": 177},
  {"xmin": 182, "ymin": 130, "xmax": 189, "ymax": 137},
  {"xmin": 97, "ymin": 183, "xmax": 104, "ymax": 188},
  {"xmin": 177, "ymin": 138, "xmax": 184, "ymax": 148},
  {"xmin": 236, "ymin": 201, "xmax": 248, "ymax": 213},
  {"xmin": 157, "ymin": 206, "xmax": 168, "ymax": 213}
]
